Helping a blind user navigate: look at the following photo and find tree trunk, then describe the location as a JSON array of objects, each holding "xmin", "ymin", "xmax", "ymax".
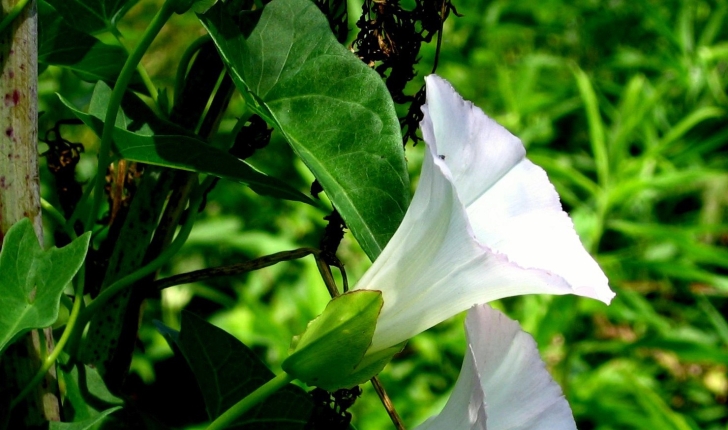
[{"xmin": 0, "ymin": 0, "xmax": 61, "ymax": 425}]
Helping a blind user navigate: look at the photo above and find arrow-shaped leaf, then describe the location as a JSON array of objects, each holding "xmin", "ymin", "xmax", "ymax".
[{"xmin": 0, "ymin": 219, "xmax": 91, "ymax": 353}]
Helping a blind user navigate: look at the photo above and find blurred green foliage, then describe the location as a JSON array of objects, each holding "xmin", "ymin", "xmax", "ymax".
[{"xmin": 37, "ymin": 0, "xmax": 728, "ymax": 428}]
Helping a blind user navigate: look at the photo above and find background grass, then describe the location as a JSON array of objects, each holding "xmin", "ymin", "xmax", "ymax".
[{"xmin": 38, "ymin": 0, "xmax": 728, "ymax": 428}]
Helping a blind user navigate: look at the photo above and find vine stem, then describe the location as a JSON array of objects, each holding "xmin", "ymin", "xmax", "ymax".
[
  {"xmin": 206, "ymin": 373, "xmax": 295, "ymax": 430},
  {"xmin": 111, "ymin": 27, "xmax": 159, "ymax": 102},
  {"xmin": 84, "ymin": 0, "xmax": 177, "ymax": 231},
  {"xmin": 152, "ymin": 248, "xmax": 319, "ymax": 291},
  {"xmin": 40, "ymin": 198, "xmax": 77, "ymax": 240}
]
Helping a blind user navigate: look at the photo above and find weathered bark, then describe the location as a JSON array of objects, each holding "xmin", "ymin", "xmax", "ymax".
[
  {"xmin": 0, "ymin": 0, "xmax": 61, "ymax": 426},
  {"xmin": 0, "ymin": 1, "xmax": 39, "ymax": 235}
]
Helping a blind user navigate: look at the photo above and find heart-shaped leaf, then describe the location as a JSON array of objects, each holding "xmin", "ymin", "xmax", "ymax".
[{"xmin": 199, "ymin": 0, "xmax": 410, "ymax": 260}]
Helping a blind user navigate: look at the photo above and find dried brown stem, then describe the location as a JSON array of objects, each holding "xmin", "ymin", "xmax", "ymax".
[{"xmin": 151, "ymin": 248, "xmax": 319, "ymax": 291}]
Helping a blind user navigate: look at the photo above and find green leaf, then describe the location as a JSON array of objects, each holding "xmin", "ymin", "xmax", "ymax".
[
  {"xmin": 200, "ymin": 0, "xmax": 410, "ymax": 260},
  {"xmin": 57, "ymin": 360, "xmax": 123, "ymax": 421},
  {"xmin": 0, "ymin": 219, "xmax": 91, "ymax": 353},
  {"xmin": 282, "ymin": 290, "xmax": 398, "ymax": 390},
  {"xmin": 573, "ymin": 66, "xmax": 609, "ymax": 187},
  {"xmin": 49, "ymin": 407, "xmax": 122, "ymax": 430},
  {"xmin": 57, "ymin": 83, "xmax": 316, "ymax": 205},
  {"xmin": 168, "ymin": 312, "xmax": 313, "ymax": 425},
  {"xmin": 38, "ymin": 0, "xmax": 130, "ymax": 84},
  {"xmin": 44, "ymin": 0, "xmax": 138, "ymax": 34}
]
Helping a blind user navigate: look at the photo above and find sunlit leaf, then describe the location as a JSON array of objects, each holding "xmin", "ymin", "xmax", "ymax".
[{"xmin": 199, "ymin": 0, "xmax": 410, "ymax": 260}]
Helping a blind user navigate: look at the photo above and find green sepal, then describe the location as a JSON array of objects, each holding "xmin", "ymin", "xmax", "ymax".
[{"xmin": 282, "ymin": 290, "xmax": 400, "ymax": 390}]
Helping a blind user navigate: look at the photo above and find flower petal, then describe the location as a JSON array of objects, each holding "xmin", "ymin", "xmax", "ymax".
[
  {"xmin": 416, "ymin": 343, "xmax": 487, "ymax": 430},
  {"xmin": 466, "ymin": 159, "xmax": 613, "ymax": 303},
  {"xmin": 421, "ymin": 75, "xmax": 614, "ymax": 305},
  {"xmin": 356, "ymin": 149, "xmax": 576, "ymax": 354},
  {"xmin": 420, "ymin": 75, "xmax": 524, "ymax": 208},
  {"xmin": 417, "ymin": 304, "xmax": 577, "ymax": 430}
]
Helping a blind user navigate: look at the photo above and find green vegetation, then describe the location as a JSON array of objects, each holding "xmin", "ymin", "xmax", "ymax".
[{"xmin": 14, "ymin": 0, "xmax": 728, "ymax": 428}]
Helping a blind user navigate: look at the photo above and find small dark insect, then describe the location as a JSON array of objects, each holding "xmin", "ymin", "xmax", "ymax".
[{"xmin": 438, "ymin": 154, "xmax": 446, "ymax": 160}]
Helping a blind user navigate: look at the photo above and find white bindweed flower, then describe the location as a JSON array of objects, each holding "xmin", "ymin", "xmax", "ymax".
[
  {"xmin": 354, "ymin": 74, "xmax": 614, "ymax": 355},
  {"xmin": 283, "ymin": 74, "xmax": 613, "ymax": 392},
  {"xmin": 416, "ymin": 304, "xmax": 577, "ymax": 430}
]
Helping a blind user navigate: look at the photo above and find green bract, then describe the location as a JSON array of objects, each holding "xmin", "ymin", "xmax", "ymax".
[{"xmin": 282, "ymin": 290, "xmax": 402, "ymax": 390}]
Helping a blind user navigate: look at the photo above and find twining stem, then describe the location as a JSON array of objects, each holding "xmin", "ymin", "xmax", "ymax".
[
  {"xmin": 205, "ymin": 373, "xmax": 295, "ymax": 430},
  {"xmin": 40, "ymin": 198, "xmax": 78, "ymax": 240},
  {"xmin": 85, "ymin": 0, "xmax": 177, "ymax": 232},
  {"xmin": 111, "ymin": 28, "xmax": 159, "ymax": 102},
  {"xmin": 152, "ymin": 248, "xmax": 319, "ymax": 290}
]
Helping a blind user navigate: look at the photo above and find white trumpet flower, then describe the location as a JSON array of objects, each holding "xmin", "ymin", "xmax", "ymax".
[
  {"xmin": 354, "ymin": 74, "xmax": 613, "ymax": 355},
  {"xmin": 283, "ymin": 74, "xmax": 613, "ymax": 393}
]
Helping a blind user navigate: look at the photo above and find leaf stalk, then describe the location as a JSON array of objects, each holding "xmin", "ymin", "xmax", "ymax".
[{"xmin": 205, "ymin": 372, "xmax": 295, "ymax": 430}]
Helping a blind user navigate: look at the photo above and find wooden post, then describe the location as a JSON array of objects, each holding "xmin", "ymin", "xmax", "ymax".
[{"xmin": 0, "ymin": 0, "xmax": 61, "ymax": 425}]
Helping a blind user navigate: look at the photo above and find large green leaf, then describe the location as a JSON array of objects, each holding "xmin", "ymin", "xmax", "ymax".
[
  {"xmin": 45, "ymin": 0, "xmax": 138, "ymax": 34},
  {"xmin": 57, "ymin": 83, "xmax": 315, "ymax": 205},
  {"xmin": 38, "ymin": 0, "xmax": 130, "ymax": 84},
  {"xmin": 163, "ymin": 312, "xmax": 313, "ymax": 427},
  {"xmin": 0, "ymin": 219, "xmax": 91, "ymax": 353},
  {"xmin": 199, "ymin": 0, "xmax": 410, "ymax": 260}
]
